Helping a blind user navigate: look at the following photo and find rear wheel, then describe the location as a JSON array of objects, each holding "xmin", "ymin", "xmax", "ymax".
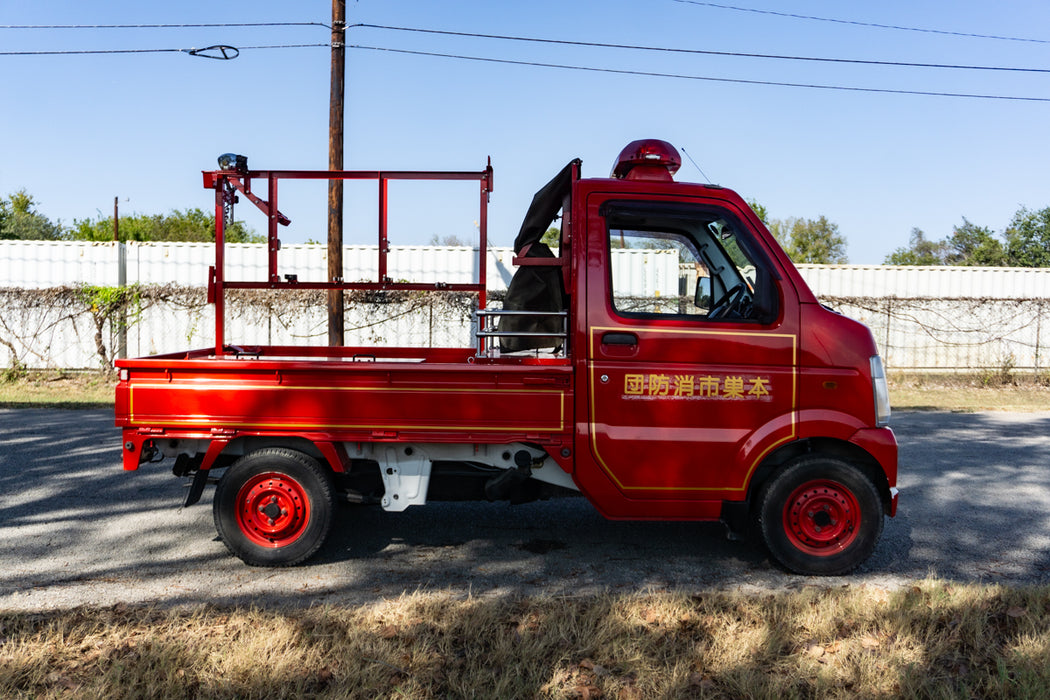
[
  {"xmin": 213, "ymin": 448, "xmax": 335, "ymax": 566},
  {"xmin": 756, "ymin": 456, "xmax": 883, "ymax": 575}
]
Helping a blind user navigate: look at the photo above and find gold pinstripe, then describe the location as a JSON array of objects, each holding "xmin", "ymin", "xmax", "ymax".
[{"xmin": 127, "ymin": 383, "xmax": 567, "ymax": 433}]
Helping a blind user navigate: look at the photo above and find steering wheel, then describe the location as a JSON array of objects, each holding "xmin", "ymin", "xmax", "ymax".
[{"xmin": 708, "ymin": 283, "xmax": 747, "ymax": 320}]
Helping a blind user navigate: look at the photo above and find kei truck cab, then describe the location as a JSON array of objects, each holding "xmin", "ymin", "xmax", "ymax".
[{"xmin": 114, "ymin": 139, "xmax": 898, "ymax": 576}]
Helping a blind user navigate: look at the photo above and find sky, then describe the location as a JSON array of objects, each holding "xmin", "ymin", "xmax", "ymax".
[{"xmin": 3, "ymin": 0, "xmax": 1050, "ymax": 264}]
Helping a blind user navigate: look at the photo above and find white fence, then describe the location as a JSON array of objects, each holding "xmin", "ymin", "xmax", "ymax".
[
  {"xmin": 2, "ymin": 241, "xmax": 1049, "ymax": 371},
  {"xmin": 0, "ymin": 240, "xmax": 520, "ymax": 291},
  {"xmin": 792, "ymin": 265, "xmax": 1050, "ymax": 371}
]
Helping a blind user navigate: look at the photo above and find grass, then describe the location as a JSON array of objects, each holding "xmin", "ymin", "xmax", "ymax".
[
  {"xmin": 2, "ymin": 580, "xmax": 1049, "ymax": 698},
  {"xmin": 888, "ymin": 371, "xmax": 1050, "ymax": 412},
  {"xmin": 0, "ymin": 370, "xmax": 113, "ymax": 408}
]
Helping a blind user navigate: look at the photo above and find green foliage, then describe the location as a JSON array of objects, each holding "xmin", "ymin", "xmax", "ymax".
[
  {"xmin": 0, "ymin": 353, "xmax": 27, "ymax": 382},
  {"xmin": 1004, "ymin": 206, "xmax": 1050, "ymax": 267},
  {"xmin": 541, "ymin": 227, "xmax": 560, "ymax": 246},
  {"xmin": 747, "ymin": 200, "xmax": 770, "ymax": 225},
  {"xmin": 71, "ymin": 208, "xmax": 260, "ymax": 243},
  {"xmin": 73, "ymin": 284, "xmax": 144, "ymax": 371},
  {"xmin": 946, "ymin": 219, "xmax": 1006, "ymax": 266},
  {"xmin": 0, "ymin": 190, "xmax": 66, "ymax": 240},
  {"xmin": 769, "ymin": 215, "xmax": 848, "ymax": 264},
  {"xmin": 885, "ymin": 228, "xmax": 949, "ymax": 266},
  {"xmin": 74, "ymin": 284, "xmax": 143, "ymax": 324},
  {"xmin": 887, "ymin": 218, "xmax": 1013, "ymax": 267},
  {"xmin": 1, "ymin": 190, "xmax": 260, "ymax": 243}
]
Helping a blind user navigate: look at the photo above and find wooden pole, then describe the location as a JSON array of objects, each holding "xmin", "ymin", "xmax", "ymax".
[{"xmin": 327, "ymin": 0, "xmax": 346, "ymax": 346}]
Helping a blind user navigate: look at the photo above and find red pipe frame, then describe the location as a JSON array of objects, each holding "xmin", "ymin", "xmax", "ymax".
[{"xmin": 209, "ymin": 166, "xmax": 493, "ymax": 355}]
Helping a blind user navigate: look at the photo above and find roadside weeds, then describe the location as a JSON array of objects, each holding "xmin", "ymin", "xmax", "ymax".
[{"xmin": 2, "ymin": 580, "xmax": 1049, "ymax": 698}]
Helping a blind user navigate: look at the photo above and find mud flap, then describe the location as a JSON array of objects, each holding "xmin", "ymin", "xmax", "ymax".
[{"xmin": 184, "ymin": 468, "xmax": 210, "ymax": 507}]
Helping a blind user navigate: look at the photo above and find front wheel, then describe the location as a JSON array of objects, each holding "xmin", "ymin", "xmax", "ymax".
[
  {"xmin": 213, "ymin": 447, "xmax": 335, "ymax": 566},
  {"xmin": 756, "ymin": 456, "xmax": 884, "ymax": 576}
]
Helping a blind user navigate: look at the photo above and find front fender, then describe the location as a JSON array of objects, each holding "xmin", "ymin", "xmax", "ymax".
[
  {"xmin": 796, "ymin": 408, "xmax": 868, "ymax": 441},
  {"xmin": 849, "ymin": 426, "xmax": 899, "ymax": 515},
  {"xmin": 749, "ymin": 413, "xmax": 898, "ymax": 517}
]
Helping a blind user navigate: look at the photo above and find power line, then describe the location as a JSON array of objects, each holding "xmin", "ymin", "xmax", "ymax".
[
  {"xmin": 349, "ymin": 44, "xmax": 1050, "ymax": 103},
  {"xmin": 0, "ymin": 43, "xmax": 327, "ymax": 57},
  {"xmin": 354, "ymin": 24, "xmax": 1050, "ymax": 74},
  {"xmin": 670, "ymin": 1, "xmax": 1050, "ymax": 45},
  {"xmin": 0, "ymin": 21, "xmax": 330, "ymax": 30}
]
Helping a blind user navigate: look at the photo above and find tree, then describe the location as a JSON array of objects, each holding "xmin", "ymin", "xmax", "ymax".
[
  {"xmin": 70, "ymin": 208, "xmax": 260, "ymax": 243},
  {"xmin": 770, "ymin": 216, "xmax": 848, "ymax": 264},
  {"xmin": 1004, "ymin": 206, "xmax": 1050, "ymax": 267},
  {"xmin": 945, "ymin": 218, "xmax": 1006, "ymax": 266},
  {"xmin": 885, "ymin": 228, "xmax": 949, "ymax": 266},
  {"xmin": 0, "ymin": 190, "xmax": 66, "ymax": 240},
  {"xmin": 540, "ymin": 227, "xmax": 560, "ymax": 247},
  {"xmin": 747, "ymin": 200, "xmax": 770, "ymax": 225},
  {"xmin": 886, "ymin": 217, "xmax": 1016, "ymax": 267},
  {"xmin": 427, "ymin": 234, "xmax": 470, "ymax": 246}
]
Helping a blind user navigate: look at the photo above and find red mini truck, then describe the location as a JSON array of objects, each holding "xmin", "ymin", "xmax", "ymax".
[{"xmin": 115, "ymin": 140, "xmax": 898, "ymax": 575}]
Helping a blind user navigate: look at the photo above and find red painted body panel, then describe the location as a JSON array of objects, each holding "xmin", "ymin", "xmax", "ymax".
[
  {"xmin": 117, "ymin": 348, "xmax": 574, "ymax": 466},
  {"xmin": 121, "ymin": 359, "xmax": 570, "ymax": 439},
  {"xmin": 115, "ymin": 158, "xmax": 898, "ymax": 527}
]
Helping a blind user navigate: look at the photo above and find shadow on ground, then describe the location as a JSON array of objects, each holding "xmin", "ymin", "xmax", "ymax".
[{"xmin": 1, "ymin": 409, "xmax": 1048, "ymax": 609}]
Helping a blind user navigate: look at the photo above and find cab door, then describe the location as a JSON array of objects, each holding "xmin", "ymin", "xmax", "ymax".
[{"xmin": 584, "ymin": 193, "xmax": 799, "ymax": 504}]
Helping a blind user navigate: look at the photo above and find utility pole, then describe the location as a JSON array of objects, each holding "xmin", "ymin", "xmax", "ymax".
[{"xmin": 327, "ymin": 0, "xmax": 346, "ymax": 346}]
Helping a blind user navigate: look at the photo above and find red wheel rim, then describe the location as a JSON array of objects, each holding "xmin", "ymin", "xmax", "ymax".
[
  {"xmin": 782, "ymin": 479, "xmax": 860, "ymax": 556},
  {"xmin": 235, "ymin": 472, "xmax": 311, "ymax": 548}
]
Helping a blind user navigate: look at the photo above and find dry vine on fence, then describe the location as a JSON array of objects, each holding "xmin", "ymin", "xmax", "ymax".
[
  {"xmin": 3, "ymin": 287, "xmax": 1047, "ymax": 373},
  {"xmin": 0, "ymin": 285, "xmax": 481, "ymax": 373}
]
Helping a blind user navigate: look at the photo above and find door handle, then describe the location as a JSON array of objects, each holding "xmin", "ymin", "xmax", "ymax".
[{"xmin": 601, "ymin": 332, "xmax": 638, "ymax": 346}]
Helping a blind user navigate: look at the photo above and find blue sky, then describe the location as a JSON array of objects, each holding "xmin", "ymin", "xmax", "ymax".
[{"xmin": 2, "ymin": 1, "xmax": 1049, "ymax": 263}]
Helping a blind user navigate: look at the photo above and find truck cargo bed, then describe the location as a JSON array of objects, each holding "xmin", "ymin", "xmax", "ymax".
[{"xmin": 116, "ymin": 345, "xmax": 573, "ymax": 445}]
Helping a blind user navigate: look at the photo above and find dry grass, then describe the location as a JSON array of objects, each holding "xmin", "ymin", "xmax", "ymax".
[
  {"xmin": 889, "ymin": 371, "xmax": 1050, "ymax": 412},
  {"xmin": 2, "ymin": 580, "xmax": 1049, "ymax": 698},
  {"xmin": 0, "ymin": 370, "xmax": 113, "ymax": 408}
]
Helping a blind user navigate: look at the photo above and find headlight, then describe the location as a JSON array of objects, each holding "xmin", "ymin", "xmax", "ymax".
[{"xmin": 870, "ymin": 355, "xmax": 891, "ymax": 427}]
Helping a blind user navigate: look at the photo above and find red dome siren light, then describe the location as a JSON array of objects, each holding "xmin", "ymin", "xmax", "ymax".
[{"xmin": 611, "ymin": 139, "xmax": 682, "ymax": 181}]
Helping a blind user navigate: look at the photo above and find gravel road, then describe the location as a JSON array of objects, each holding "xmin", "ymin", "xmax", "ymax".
[{"xmin": 2, "ymin": 408, "xmax": 1049, "ymax": 611}]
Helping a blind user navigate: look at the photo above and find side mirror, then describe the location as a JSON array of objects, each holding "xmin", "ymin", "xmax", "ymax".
[{"xmin": 694, "ymin": 276, "xmax": 712, "ymax": 311}]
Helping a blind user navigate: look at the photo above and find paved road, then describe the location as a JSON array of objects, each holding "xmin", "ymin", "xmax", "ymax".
[{"xmin": 1, "ymin": 408, "xmax": 1049, "ymax": 610}]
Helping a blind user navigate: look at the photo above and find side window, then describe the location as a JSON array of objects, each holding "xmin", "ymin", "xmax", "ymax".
[{"xmin": 606, "ymin": 204, "xmax": 775, "ymax": 323}]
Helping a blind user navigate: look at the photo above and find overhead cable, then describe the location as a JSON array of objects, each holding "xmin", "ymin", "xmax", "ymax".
[
  {"xmin": 349, "ymin": 44, "xmax": 1050, "ymax": 103},
  {"xmin": 354, "ymin": 23, "xmax": 1050, "ymax": 74},
  {"xmin": 0, "ymin": 43, "xmax": 327, "ymax": 57},
  {"xmin": 670, "ymin": 1, "xmax": 1050, "ymax": 45},
  {"xmin": 0, "ymin": 21, "xmax": 330, "ymax": 30}
]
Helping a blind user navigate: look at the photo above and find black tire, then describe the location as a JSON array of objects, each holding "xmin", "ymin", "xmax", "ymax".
[
  {"xmin": 755, "ymin": 456, "xmax": 884, "ymax": 576},
  {"xmin": 213, "ymin": 447, "xmax": 335, "ymax": 566}
]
